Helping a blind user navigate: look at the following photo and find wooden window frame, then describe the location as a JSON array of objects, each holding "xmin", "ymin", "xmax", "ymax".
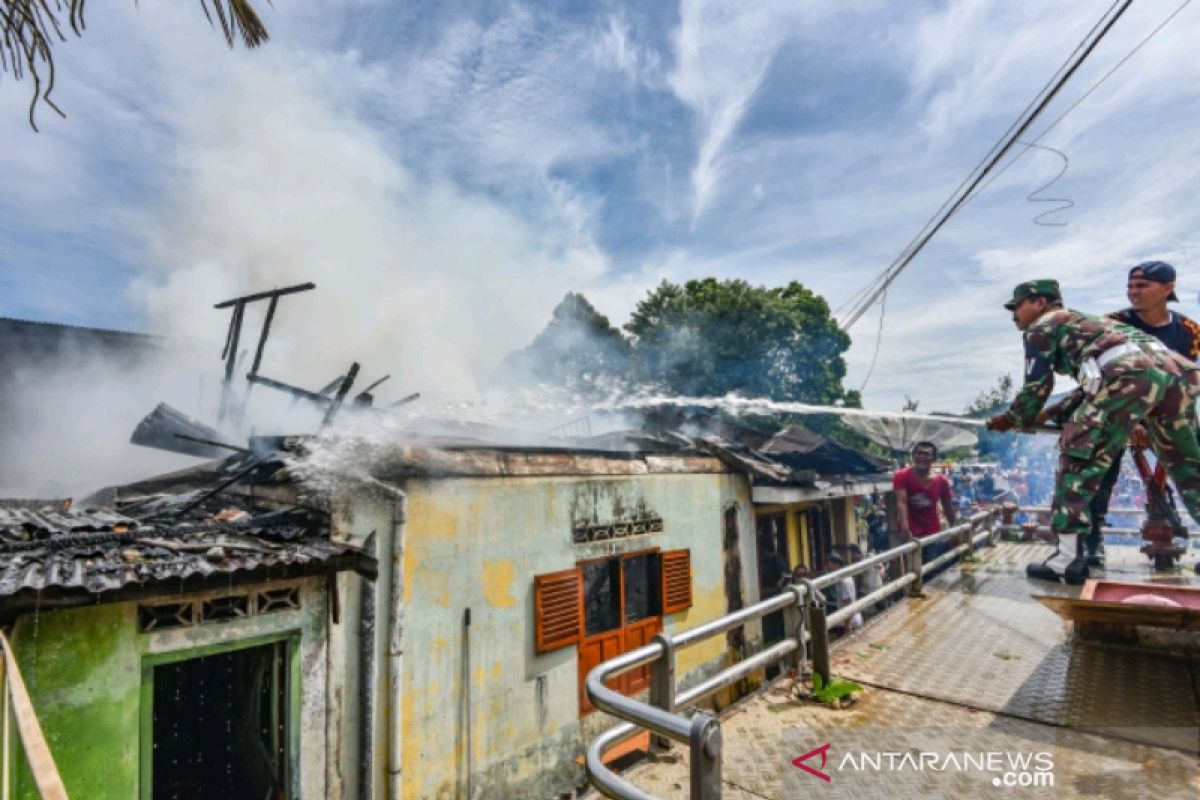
[
  {"xmin": 574, "ymin": 546, "xmax": 661, "ymax": 630},
  {"xmin": 533, "ymin": 548, "xmax": 695, "ymax": 715},
  {"xmin": 575, "ymin": 548, "xmax": 667, "ymax": 714}
]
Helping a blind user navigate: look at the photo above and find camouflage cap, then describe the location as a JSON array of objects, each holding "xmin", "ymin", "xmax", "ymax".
[{"xmin": 1004, "ymin": 279, "xmax": 1062, "ymax": 310}]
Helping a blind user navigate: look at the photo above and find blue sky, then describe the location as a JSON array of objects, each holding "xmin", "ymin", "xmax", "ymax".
[{"xmin": 2, "ymin": 0, "xmax": 1199, "ymax": 412}]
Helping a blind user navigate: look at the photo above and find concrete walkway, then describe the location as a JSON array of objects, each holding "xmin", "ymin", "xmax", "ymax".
[{"xmin": 619, "ymin": 542, "xmax": 1200, "ymax": 799}]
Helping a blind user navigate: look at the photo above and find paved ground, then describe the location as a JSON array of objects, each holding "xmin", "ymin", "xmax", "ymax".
[{"xmin": 619, "ymin": 542, "xmax": 1200, "ymax": 800}]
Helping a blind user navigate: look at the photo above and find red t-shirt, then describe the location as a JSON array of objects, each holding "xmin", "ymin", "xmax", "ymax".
[{"xmin": 893, "ymin": 467, "xmax": 952, "ymax": 537}]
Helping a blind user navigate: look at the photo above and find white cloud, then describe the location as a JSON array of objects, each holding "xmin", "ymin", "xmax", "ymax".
[
  {"xmin": 591, "ymin": 13, "xmax": 662, "ymax": 84},
  {"xmin": 667, "ymin": 2, "xmax": 832, "ymax": 221},
  {"xmin": 124, "ymin": 50, "xmax": 611, "ymax": 401},
  {"xmin": 6, "ymin": 0, "xmax": 1200, "ymax": 438}
]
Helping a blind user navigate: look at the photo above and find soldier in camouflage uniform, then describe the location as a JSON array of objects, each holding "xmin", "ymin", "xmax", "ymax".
[{"xmin": 986, "ymin": 279, "xmax": 1200, "ymax": 582}]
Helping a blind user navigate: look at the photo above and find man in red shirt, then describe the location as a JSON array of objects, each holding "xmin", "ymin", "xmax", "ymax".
[{"xmin": 894, "ymin": 441, "xmax": 957, "ymax": 564}]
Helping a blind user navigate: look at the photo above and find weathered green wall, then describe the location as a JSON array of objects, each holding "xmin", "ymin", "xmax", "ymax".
[
  {"xmin": 359, "ymin": 470, "xmax": 757, "ymax": 800},
  {"xmin": 10, "ymin": 603, "xmax": 140, "ymax": 800},
  {"xmin": 5, "ymin": 579, "xmax": 329, "ymax": 799}
]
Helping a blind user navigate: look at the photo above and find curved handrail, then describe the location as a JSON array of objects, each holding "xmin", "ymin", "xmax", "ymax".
[{"xmin": 585, "ymin": 509, "xmax": 998, "ymax": 799}]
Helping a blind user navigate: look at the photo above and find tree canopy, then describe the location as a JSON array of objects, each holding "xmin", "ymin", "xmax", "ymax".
[
  {"xmin": 624, "ymin": 278, "xmax": 857, "ymax": 406},
  {"xmin": 2, "ymin": 0, "xmax": 271, "ymax": 129},
  {"xmin": 502, "ymin": 279, "xmax": 860, "ymax": 415},
  {"xmin": 497, "ymin": 292, "xmax": 630, "ymax": 391}
]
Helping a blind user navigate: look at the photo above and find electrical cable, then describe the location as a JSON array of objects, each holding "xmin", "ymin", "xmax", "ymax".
[
  {"xmin": 857, "ymin": 287, "xmax": 888, "ymax": 394},
  {"xmin": 833, "ymin": 0, "xmax": 1124, "ymax": 320},
  {"xmin": 845, "ymin": 0, "xmax": 1193, "ymax": 328},
  {"xmin": 841, "ymin": 0, "xmax": 1132, "ymax": 328},
  {"xmin": 839, "ymin": 0, "xmax": 1135, "ymax": 331},
  {"xmin": 1019, "ymin": 140, "xmax": 1073, "ymax": 226},
  {"xmin": 961, "ymin": 0, "xmax": 1194, "ymax": 207}
]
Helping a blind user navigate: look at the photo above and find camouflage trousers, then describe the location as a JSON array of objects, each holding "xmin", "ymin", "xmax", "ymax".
[{"xmin": 1053, "ymin": 367, "xmax": 1200, "ymax": 535}]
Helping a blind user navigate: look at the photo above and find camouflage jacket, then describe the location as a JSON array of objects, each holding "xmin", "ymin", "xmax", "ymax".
[{"xmin": 1006, "ymin": 308, "xmax": 1171, "ymax": 426}]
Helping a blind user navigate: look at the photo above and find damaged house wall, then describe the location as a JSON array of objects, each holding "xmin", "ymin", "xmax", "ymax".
[
  {"xmin": 0, "ymin": 487, "xmax": 378, "ymax": 800},
  {"xmin": 333, "ymin": 459, "xmax": 758, "ymax": 800},
  {"xmin": 3, "ymin": 578, "xmax": 331, "ymax": 800}
]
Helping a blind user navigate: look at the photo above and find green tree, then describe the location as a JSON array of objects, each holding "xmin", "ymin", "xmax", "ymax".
[
  {"xmin": 624, "ymin": 278, "xmax": 856, "ymax": 406},
  {"xmin": 498, "ymin": 292, "xmax": 631, "ymax": 390},
  {"xmin": 2, "ymin": 0, "xmax": 271, "ymax": 128}
]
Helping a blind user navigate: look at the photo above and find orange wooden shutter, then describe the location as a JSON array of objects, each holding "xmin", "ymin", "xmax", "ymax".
[
  {"xmin": 534, "ymin": 568, "xmax": 583, "ymax": 653},
  {"xmin": 661, "ymin": 549, "xmax": 692, "ymax": 615}
]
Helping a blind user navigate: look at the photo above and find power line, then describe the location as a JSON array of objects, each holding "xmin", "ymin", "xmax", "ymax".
[
  {"xmin": 834, "ymin": 0, "xmax": 1124, "ymax": 320},
  {"xmin": 839, "ymin": 0, "xmax": 1134, "ymax": 331},
  {"xmin": 856, "ymin": 286, "xmax": 888, "ymax": 394},
  {"xmin": 841, "ymin": 0, "xmax": 1132, "ymax": 329},
  {"xmin": 960, "ymin": 0, "xmax": 1194, "ymax": 208},
  {"xmin": 1018, "ymin": 140, "xmax": 1073, "ymax": 227}
]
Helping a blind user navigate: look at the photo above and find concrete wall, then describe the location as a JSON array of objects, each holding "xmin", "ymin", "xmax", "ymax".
[
  {"xmin": 344, "ymin": 470, "xmax": 757, "ymax": 800},
  {"xmin": 4, "ymin": 578, "xmax": 330, "ymax": 799}
]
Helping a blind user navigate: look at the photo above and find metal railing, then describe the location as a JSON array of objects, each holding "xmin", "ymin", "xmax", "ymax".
[
  {"xmin": 584, "ymin": 509, "xmax": 999, "ymax": 800},
  {"xmin": 1002, "ymin": 505, "xmax": 1147, "ymax": 537}
]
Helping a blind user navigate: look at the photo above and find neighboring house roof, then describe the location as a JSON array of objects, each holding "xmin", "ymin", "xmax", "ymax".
[
  {"xmin": 0, "ymin": 503, "xmax": 375, "ymax": 615},
  {"xmin": 758, "ymin": 424, "xmax": 890, "ymax": 476},
  {"xmin": 83, "ymin": 415, "xmax": 891, "ymax": 515},
  {"xmin": 643, "ymin": 413, "xmax": 890, "ymax": 483},
  {"xmin": 0, "ymin": 316, "xmax": 158, "ymax": 344}
]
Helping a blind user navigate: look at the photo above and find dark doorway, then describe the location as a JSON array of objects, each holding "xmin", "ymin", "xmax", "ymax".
[
  {"xmin": 804, "ymin": 506, "xmax": 834, "ymax": 571},
  {"xmin": 756, "ymin": 513, "xmax": 790, "ymax": 679},
  {"xmin": 152, "ymin": 640, "xmax": 290, "ymax": 800}
]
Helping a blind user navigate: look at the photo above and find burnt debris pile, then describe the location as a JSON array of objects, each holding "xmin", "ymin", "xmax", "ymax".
[
  {"xmin": 0, "ymin": 454, "xmax": 376, "ymax": 618},
  {"xmin": 131, "ymin": 281, "xmax": 419, "ymax": 462}
]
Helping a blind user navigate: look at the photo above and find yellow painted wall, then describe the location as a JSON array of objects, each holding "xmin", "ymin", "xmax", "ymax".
[
  {"xmin": 376, "ymin": 471, "xmax": 756, "ymax": 800},
  {"xmin": 785, "ymin": 511, "xmax": 800, "ymax": 568}
]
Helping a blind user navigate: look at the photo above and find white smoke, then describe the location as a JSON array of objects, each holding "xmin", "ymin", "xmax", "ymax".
[
  {"xmin": 130, "ymin": 58, "xmax": 609, "ymax": 403},
  {"xmin": 0, "ymin": 339, "xmax": 207, "ymax": 497},
  {"xmin": 2, "ymin": 10, "xmax": 621, "ymax": 498}
]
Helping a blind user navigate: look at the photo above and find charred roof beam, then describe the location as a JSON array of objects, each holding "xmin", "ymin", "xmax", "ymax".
[{"xmin": 214, "ymin": 282, "xmax": 316, "ymax": 425}]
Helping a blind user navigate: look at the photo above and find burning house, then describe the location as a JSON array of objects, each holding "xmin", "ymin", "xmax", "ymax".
[
  {"xmin": 0, "ymin": 288, "xmax": 894, "ymax": 799},
  {"xmin": 0, "ymin": 469, "xmax": 376, "ymax": 800},
  {"xmin": 0, "ymin": 412, "xmax": 886, "ymax": 800}
]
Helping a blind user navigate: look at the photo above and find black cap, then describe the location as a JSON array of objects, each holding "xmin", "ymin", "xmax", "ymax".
[{"xmin": 1129, "ymin": 261, "xmax": 1178, "ymax": 302}]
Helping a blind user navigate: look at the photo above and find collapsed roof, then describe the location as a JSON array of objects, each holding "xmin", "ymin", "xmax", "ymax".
[{"xmin": 0, "ymin": 497, "xmax": 375, "ymax": 618}]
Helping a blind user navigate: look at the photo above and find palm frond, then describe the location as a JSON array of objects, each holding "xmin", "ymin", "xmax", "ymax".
[
  {"xmin": 200, "ymin": 0, "xmax": 269, "ymax": 49},
  {"xmin": 1, "ymin": 0, "xmax": 273, "ymax": 130}
]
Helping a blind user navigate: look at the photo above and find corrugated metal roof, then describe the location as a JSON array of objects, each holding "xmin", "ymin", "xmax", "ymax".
[
  {"xmin": 0, "ymin": 507, "xmax": 371, "ymax": 599},
  {"xmin": 0, "ymin": 507, "xmax": 136, "ymax": 539}
]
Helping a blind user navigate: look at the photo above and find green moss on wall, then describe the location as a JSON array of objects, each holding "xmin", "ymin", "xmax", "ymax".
[{"xmin": 10, "ymin": 603, "xmax": 140, "ymax": 800}]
